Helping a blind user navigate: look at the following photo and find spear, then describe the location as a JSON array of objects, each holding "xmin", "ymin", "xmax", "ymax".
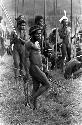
[
  {"xmin": 22, "ymin": 0, "xmax": 24, "ymax": 14},
  {"xmin": 55, "ymin": 0, "xmax": 58, "ymax": 70},
  {"xmin": 15, "ymin": 0, "xmax": 17, "ymax": 19},
  {"xmin": 33, "ymin": 0, "xmax": 35, "ymax": 18},
  {"xmin": 17, "ymin": 0, "xmax": 19, "ymax": 17},
  {"xmin": 44, "ymin": 0, "xmax": 46, "ymax": 43},
  {"xmin": 44, "ymin": 0, "xmax": 49, "ymax": 70},
  {"xmin": 71, "ymin": 0, "xmax": 72, "ymax": 43},
  {"xmin": 0, "ymin": 2, "xmax": 26, "ymax": 42}
]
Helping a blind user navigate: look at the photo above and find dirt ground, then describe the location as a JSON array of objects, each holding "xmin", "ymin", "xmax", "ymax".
[{"xmin": 0, "ymin": 52, "xmax": 82, "ymax": 125}]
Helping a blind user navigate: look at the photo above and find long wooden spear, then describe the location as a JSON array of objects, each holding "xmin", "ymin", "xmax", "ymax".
[
  {"xmin": 44, "ymin": 0, "xmax": 49, "ymax": 70},
  {"xmin": 44, "ymin": 0, "xmax": 46, "ymax": 42},
  {"xmin": 15, "ymin": 0, "xmax": 17, "ymax": 19},
  {"xmin": 55, "ymin": 0, "xmax": 58, "ymax": 70},
  {"xmin": 71, "ymin": 0, "xmax": 72, "ymax": 43},
  {"xmin": 22, "ymin": 0, "xmax": 24, "ymax": 14}
]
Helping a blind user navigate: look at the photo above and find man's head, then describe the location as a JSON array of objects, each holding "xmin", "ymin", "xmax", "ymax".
[
  {"xmin": 29, "ymin": 25, "xmax": 42, "ymax": 41},
  {"xmin": 15, "ymin": 15, "xmax": 26, "ymax": 30},
  {"xmin": 61, "ymin": 19, "xmax": 68, "ymax": 28},
  {"xmin": 35, "ymin": 15, "xmax": 44, "ymax": 27}
]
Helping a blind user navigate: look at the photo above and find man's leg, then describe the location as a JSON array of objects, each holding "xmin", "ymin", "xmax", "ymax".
[
  {"xmin": 61, "ymin": 43, "xmax": 67, "ymax": 72},
  {"xmin": 30, "ymin": 65, "xmax": 50, "ymax": 109},
  {"xmin": 19, "ymin": 46, "xmax": 25, "ymax": 77},
  {"xmin": 19, "ymin": 54, "xmax": 24, "ymax": 77},
  {"xmin": 67, "ymin": 44, "xmax": 71, "ymax": 61},
  {"xmin": 23, "ymin": 54, "xmax": 31, "ymax": 107},
  {"xmin": 23, "ymin": 74, "xmax": 30, "ymax": 107},
  {"xmin": 31, "ymin": 78, "xmax": 40, "ymax": 110},
  {"xmin": 13, "ymin": 47, "xmax": 20, "ymax": 83}
]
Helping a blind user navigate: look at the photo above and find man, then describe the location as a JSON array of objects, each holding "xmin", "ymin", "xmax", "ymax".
[
  {"xmin": 35, "ymin": 15, "xmax": 44, "ymax": 27},
  {"xmin": 23, "ymin": 25, "xmax": 50, "ymax": 110},
  {"xmin": 35, "ymin": 15, "xmax": 51, "ymax": 52},
  {"xmin": 35, "ymin": 15, "xmax": 52, "ymax": 71},
  {"xmin": 58, "ymin": 17, "xmax": 71, "ymax": 71},
  {"xmin": 35, "ymin": 15, "xmax": 46, "ymax": 51},
  {"xmin": 10, "ymin": 15, "xmax": 27, "ymax": 82}
]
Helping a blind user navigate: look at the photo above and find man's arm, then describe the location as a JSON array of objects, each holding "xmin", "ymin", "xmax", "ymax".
[
  {"xmin": 30, "ymin": 41, "xmax": 39, "ymax": 50},
  {"xmin": 19, "ymin": 37, "xmax": 26, "ymax": 45},
  {"xmin": 10, "ymin": 38, "xmax": 15, "ymax": 46}
]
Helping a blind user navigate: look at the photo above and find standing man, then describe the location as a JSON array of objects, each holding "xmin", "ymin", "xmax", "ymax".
[
  {"xmin": 35, "ymin": 15, "xmax": 46, "ymax": 51},
  {"xmin": 10, "ymin": 15, "xmax": 27, "ymax": 82},
  {"xmin": 58, "ymin": 17, "xmax": 71, "ymax": 71},
  {"xmin": 35, "ymin": 15, "xmax": 52, "ymax": 71},
  {"xmin": 23, "ymin": 25, "xmax": 50, "ymax": 110}
]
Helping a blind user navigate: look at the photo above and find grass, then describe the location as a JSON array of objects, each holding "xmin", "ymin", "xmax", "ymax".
[{"xmin": 0, "ymin": 53, "xmax": 82, "ymax": 125}]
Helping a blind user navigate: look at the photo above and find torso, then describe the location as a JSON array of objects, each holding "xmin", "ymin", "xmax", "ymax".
[
  {"xmin": 25, "ymin": 40, "xmax": 42, "ymax": 68},
  {"xmin": 59, "ymin": 27, "xmax": 71, "ymax": 45},
  {"xmin": 11, "ymin": 29, "xmax": 27, "ymax": 46}
]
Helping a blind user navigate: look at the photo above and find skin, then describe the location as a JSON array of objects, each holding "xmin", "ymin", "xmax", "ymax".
[
  {"xmin": 24, "ymin": 29, "xmax": 50, "ymax": 109},
  {"xmin": 58, "ymin": 20, "xmax": 71, "ymax": 72},
  {"xmin": 38, "ymin": 19, "xmax": 44, "ymax": 27},
  {"xmin": 10, "ymin": 23, "xmax": 27, "ymax": 83}
]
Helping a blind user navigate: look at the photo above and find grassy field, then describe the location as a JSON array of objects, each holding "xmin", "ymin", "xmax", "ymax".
[{"xmin": 0, "ymin": 52, "xmax": 82, "ymax": 125}]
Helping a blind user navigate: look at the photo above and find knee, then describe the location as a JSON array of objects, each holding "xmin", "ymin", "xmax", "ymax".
[
  {"xmin": 45, "ymin": 81, "xmax": 50, "ymax": 90},
  {"xmin": 14, "ymin": 61, "xmax": 19, "ymax": 68},
  {"xmin": 13, "ymin": 57, "xmax": 19, "ymax": 68}
]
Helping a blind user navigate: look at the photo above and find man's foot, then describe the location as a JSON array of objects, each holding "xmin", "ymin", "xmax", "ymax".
[
  {"xmin": 24, "ymin": 97, "xmax": 31, "ymax": 108},
  {"xmin": 24, "ymin": 99, "xmax": 28, "ymax": 107},
  {"xmin": 30, "ymin": 96, "xmax": 37, "ymax": 110},
  {"xmin": 14, "ymin": 76, "xmax": 18, "ymax": 84}
]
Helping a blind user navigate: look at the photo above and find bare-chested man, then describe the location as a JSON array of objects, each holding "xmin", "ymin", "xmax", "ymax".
[
  {"xmin": 23, "ymin": 25, "xmax": 50, "ymax": 110},
  {"xmin": 9, "ymin": 15, "xmax": 27, "ymax": 82}
]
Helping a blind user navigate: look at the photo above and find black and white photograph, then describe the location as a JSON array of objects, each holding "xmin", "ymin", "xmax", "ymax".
[{"xmin": 0, "ymin": 0, "xmax": 82, "ymax": 125}]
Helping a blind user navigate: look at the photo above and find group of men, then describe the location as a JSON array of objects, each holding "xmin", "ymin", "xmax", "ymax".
[
  {"xmin": 9, "ymin": 14, "xmax": 80, "ymax": 109},
  {"xmin": 9, "ymin": 15, "xmax": 52, "ymax": 110}
]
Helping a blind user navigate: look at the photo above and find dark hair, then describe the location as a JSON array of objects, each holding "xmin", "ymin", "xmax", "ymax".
[
  {"xmin": 35, "ymin": 15, "xmax": 43, "ymax": 24},
  {"xmin": 15, "ymin": 15, "xmax": 26, "ymax": 27},
  {"xmin": 61, "ymin": 19, "xmax": 68, "ymax": 24},
  {"xmin": 29, "ymin": 25, "xmax": 41, "ymax": 36}
]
